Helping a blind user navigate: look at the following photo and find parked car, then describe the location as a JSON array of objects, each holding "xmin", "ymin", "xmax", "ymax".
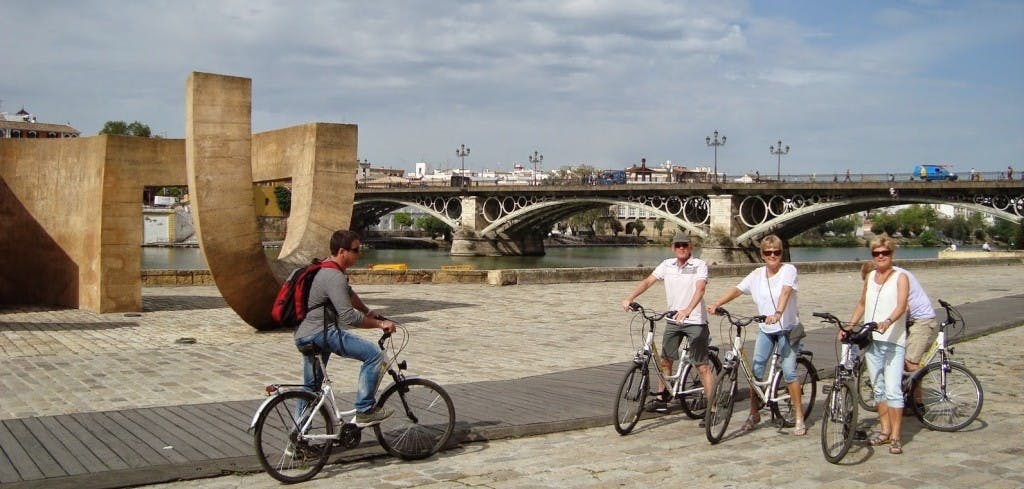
[{"xmin": 913, "ymin": 164, "xmax": 958, "ymax": 181}]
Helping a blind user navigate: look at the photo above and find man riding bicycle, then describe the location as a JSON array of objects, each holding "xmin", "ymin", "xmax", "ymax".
[{"xmin": 294, "ymin": 230, "xmax": 396, "ymax": 427}]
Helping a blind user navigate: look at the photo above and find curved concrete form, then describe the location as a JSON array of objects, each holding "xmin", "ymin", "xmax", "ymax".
[{"xmin": 186, "ymin": 72, "xmax": 357, "ymax": 329}]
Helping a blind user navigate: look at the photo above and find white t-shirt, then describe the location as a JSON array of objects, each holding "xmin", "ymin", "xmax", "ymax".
[
  {"xmin": 735, "ymin": 263, "xmax": 800, "ymax": 334},
  {"xmin": 894, "ymin": 266, "xmax": 935, "ymax": 320},
  {"xmin": 651, "ymin": 257, "xmax": 708, "ymax": 325},
  {"xmin": 865, "ymin": 269, "xmax": 908, "ymax": 346}
]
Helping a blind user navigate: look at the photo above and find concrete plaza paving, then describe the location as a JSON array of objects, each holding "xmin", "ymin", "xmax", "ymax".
[{"xmin": 1, "ymin": 261, "xmax": 1023, "ymax": 488}]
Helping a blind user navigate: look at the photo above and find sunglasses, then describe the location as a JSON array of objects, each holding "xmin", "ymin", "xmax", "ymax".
[
  {"xmin": 762, "ymin": 249, "xmax": 782, "ymax": 257},
  {"xmin": 871, "ymin": 249, "xmax": 892, "ymax": 257},
  {"xmin": 673, "ymin": 242, "xmax": 690, "ymax": 248}
]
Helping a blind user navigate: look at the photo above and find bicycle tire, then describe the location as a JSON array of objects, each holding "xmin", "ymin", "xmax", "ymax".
[
  {"xmin": 705, "ymin": 367, "xmax": 737, "ymax": 444},
  {"xmin": 613, "ymin": 362, "xmax": 649, "ymax": 435},
  {"xmin": 914, "ymin": 362, "xmax": 983, "ymax": 432},
  {"xmin": 678, "ymin": 355, "xmax": 722, "ymax": 420},
  {"xmin": 856, "ymin": 360, "xmax": 876, "ymax": 412},
  {"xmin": 373, "ymin": 378, "xmax": 456, "ymax": 459},
  {"xmin": 820, "ymin": 380, "xmax": 858, "ymax": 464},
  {"xmin": 769, "ymin": 356, "xmax": 818, "ymax": 425},
  {"xmin": 253, "ymin": 390, "xmax": 334, "ymax": 484}
]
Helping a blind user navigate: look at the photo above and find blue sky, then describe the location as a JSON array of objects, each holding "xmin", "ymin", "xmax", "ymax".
[{"xmin": 2, "ymin": 0, "xmax": 1021, "ymax": 177}]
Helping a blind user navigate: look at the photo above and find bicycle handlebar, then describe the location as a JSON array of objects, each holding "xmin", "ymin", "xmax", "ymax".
[
  {"xmin": 628, "ymin": 302, "xmax": 676, "ymax": 322},
  {"xmin": 813, "ymin": 311, "xmax": 877, "ymax": 337},
  {"xmin": 712, "ymin": 306, "xmax": 766, "ymax": 326}
]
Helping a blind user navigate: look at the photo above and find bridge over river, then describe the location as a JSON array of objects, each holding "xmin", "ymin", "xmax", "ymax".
[{"xmin": 355, "ymin": 179, "xmax": 1024, "ymax": 262}]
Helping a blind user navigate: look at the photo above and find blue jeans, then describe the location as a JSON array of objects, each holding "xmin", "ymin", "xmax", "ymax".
[
  {"xmin": 752, "ymin": 330, "xmax": 800, "ymax": 383},
  {"xmin": 865, "ymin": 340, "xmax": 906, "ymax": 408},
  {"xmin": 296, "ymin": 327, "xmax": 384, "ymax": 413}
]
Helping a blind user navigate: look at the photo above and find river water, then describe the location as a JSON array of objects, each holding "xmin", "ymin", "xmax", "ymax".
[{"xmin": 141, "ymin": 245, "xmax": 958, "ymax": 270}]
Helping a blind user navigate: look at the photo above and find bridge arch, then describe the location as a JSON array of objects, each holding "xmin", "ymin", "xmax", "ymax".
[
  {"xmin": 353, "ymin": 196, "xmax": 461, "ymax": 230},
  {"xmin": 478, "ymin": 197, "xmax": 708, "ymax": 238},
  {"xmin": 736, "ymin": 194, "xmax": 1023, "ymax": 246}
]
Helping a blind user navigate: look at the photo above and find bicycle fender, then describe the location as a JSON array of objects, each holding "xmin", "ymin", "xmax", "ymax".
[{"xmin": 248, "ymin": 394, "xmax": 281, "ymax": 432}]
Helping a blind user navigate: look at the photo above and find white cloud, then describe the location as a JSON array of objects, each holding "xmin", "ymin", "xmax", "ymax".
[{"xmin": 1, "ymin": 0, "xmax": 1021, "ymax": 175}]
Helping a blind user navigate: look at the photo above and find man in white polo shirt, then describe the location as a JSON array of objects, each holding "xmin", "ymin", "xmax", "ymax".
[{"xmin": 622, "ymin": 231, "xmax": 711, "ymax": 415}]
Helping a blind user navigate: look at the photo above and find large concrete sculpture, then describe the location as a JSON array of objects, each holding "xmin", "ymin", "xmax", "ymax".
[{"xmin": 0, "ymin": 72, "xmax": 358, "ymax": 330}]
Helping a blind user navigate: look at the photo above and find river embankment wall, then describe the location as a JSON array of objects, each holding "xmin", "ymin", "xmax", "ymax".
[{"xmin": 141, "ymin": 255, "xmax": 1024, "ymax": 286}]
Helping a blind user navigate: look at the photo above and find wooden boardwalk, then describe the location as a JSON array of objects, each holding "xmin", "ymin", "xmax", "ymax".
[{"xmin": 2, "ymin": 295, "xmax": 1021, "ymax": 489}]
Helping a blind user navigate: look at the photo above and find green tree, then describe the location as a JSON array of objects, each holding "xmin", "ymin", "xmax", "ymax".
[
  {"xmin": 393, "ymin": 212, "xmax": 414, "ymax": 229},
  {"xmin": 273, "ymin": 186, "xmax": 291, "ymax": 213},
  {"xmin": 988, "ymin": 219, "xmax": 1017, "ymax": 244},
  {"xmin": 607, "ymin": 217, "xmax": 624, "ymax": 236},
  {"xmin": 943, "ymin": 215, "xmax": 971, "ymax": 242},
  {"xmin": 99, "ymin": 120, "xmax": 153, "ymax": 137},
  {"xmin": 654, "ymin": 218, "xmax": 666, "ymax": 236},
  {"xmin": 632, "ymin": 220, "xmax": 646, "ymax": 237},
  {"xmin": 568, "ymin": 207, "xmax": 612, "ymax": 235},
  {"xmin": 415, "ymin": 215, "xmax": 452, "ymax": 240},
  {"xmin": 917, "ymin": 229, "xmax": 940, "ymax": 247}
]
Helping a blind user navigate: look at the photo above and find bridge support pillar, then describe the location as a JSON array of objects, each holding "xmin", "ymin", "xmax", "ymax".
[
  {"xmin": 451, "ymin": 229, "xmax": 545, "ymax": 256},
  {"xmin": 701, "ymin": 194, "xmax": 760, "ymax": 265},
  {"xmin": 451, "ymin": 195, "xmax": 546, "ymax": 256}
]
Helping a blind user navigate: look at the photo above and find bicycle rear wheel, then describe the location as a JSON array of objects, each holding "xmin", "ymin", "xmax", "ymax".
[
  {"xmin": 820, "ymin": 380, "xmax": 858, "ymax": 464},
  {"xmin": 769, "ymin": 356, "xmax": 818, "ymax": 426},
  {"xmin": 613, "ymin": 362, "xmax": 649, "ymax": 435},
  {"xmin": 914, "ymin": 362, "xmax": 983, "ymax": 432},
  {"xmin": 373, "ymin": 378, "xmax": 456, "ymax": 460},
  {"xmin": 856, "ymin": 360, "xmax": 876, "ymax": 412},
  {"xmin": 705, "ymin": 367, "xmax": 737, "ymax": 444},
  {"xmin": 679, "ymin": 355, "xmax": 722, "ymax": 419},
  {"xmin": 253, "ymin": 390, "xmax": 334, "ymax": 484}
]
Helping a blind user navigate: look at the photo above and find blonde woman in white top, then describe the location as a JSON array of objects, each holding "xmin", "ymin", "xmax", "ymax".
[
  {"xmin": 848, "ymin": 236, "xmax": 909, "ymax": 454},
  {"xmin": 707, "ymin": 235, "xmax": 807, "ymax": 436}
]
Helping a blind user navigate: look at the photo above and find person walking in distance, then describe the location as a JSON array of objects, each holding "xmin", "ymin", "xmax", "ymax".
[
  {"xmin": 294, "ymin": 230, "xmax": 397, "ymax": 427},
  {"xmin": 622, "ymin": 232, "xmax": 713, "ymax": 419},
  {"xmin": 706, "ymin": 235, "xmax": 808, "ymax": 436}
]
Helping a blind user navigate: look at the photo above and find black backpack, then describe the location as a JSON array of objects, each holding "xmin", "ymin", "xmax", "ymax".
[{"xmin": 270, "ymin": 258, "xmax": 341, "ymax": 328}]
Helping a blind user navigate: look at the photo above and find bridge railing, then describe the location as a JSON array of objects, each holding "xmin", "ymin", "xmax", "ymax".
[{"xmin": 355, "ymin": 170, "xmax": 1016, "ymax": 189}]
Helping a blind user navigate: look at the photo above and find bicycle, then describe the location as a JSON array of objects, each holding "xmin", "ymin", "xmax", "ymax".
[
  {"xmin": 856, "ymin": 299, "xmax": 983, "ymax": 431},
  {"xmin": 613, "ymin": 303, "xmax": 722, "ymax": 435},
  {"xmin": 812, "ymin": 311, "xmax": 876, "ymax": 464},
  {"xmin": 249, "ymin": 323, "xmax": 456, "ymax": 483},
  {"xmin": 704, "ymin": 307, "xmax": 818, "ymax": 444}
]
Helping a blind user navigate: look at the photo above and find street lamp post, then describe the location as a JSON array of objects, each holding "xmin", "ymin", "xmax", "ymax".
[
  {"xmin": 456, "ymin": 144, "xmax": 470, "ymax": 186},
  {"xmin": 770, "ymin": 140, "xmax": 789, "ymax": 182},
  {"xmin": 358, "ymin": 158, "xmax": 369, "ymax": 186},
  {"xmin": 528, "ymin": 150, "xmax": 543, "ymax": 186},
  {"xmin": 705, "ymin": 130, "xmax": 726, "ymax": 183}
]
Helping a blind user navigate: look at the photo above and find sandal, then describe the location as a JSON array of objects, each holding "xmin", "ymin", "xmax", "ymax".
[
  {"xmin": 793, "ymin": 421, "xmax": 807, "ymax": 436},
  {"xmin": 740, "ymin": 414, "xmax": 761, "ymax": 432},
  {"xmin": 869, "ymin": 432, "xmax": 891, "ymax": 446},
  {"xmin": 889, "ymin": 439, "xmax": 903, "ymax": 454}
]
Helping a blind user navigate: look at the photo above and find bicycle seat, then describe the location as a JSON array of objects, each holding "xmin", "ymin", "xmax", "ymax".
[{"xmin": 296, "ymin": 342, "xmax": 323, "ymax": 357}]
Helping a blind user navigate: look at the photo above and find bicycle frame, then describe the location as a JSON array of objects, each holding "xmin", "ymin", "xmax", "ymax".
[
  {"xmin": 249, "ymin": 326, "xmax": 407, "ymax": 434},
  {"xmin": 722, "ymin": 323, "xmax": 789, "ymax": 407},
  {"xmin": 633, "ymin": 310, "xmax": 708, "ymax": 399}
]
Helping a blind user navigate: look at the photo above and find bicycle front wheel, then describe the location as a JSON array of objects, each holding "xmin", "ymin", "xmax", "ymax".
[
  {"xmin": 373, "ymin": 378, "xmax": 456, "ymax": 460},
  {"xmin": 820, "ymin": 380, "xmax": 858, "ymax": 464},
  {"xmin": 914, "ymin": 362, "xmax": 983, "ymax": 432},
  {"xmin": 856, "ymin": 360, "xmax": 876, "ymax": 412},
  {"xmin": 705, "ymin": 367, "xmax": 737, "ymax": 444},
  {"xmin": 679, "ymin": 355, "xmax": 722, "ymax": 420},
  {"xmin": 769, "ymin": 356, "xmax": 818, "ymax": 426},
  {"xmin": 253, "ymin": 390, "xmax": 334, "ymax": 484},
  {"xmin": 613, "ymin": 362, "xmax": 649, "ymax": 435}
]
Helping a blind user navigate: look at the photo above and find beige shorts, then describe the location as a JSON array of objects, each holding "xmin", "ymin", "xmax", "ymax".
[{"xmin": 904, "ymin": 317, "xmax": 939, "ymax": 364}]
